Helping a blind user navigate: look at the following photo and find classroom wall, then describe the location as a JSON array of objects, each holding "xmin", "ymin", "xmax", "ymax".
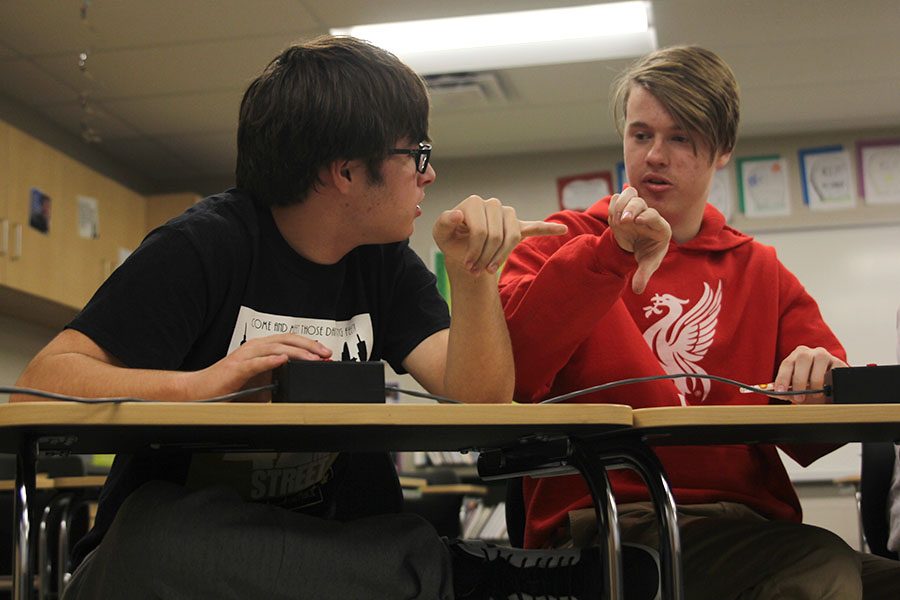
[{"xmin": 0, "ymin": 314, "xmax": 58, "ymax": 396}]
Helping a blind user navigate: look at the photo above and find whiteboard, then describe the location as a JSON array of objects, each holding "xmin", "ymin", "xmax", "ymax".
[{"xmin": 754, "ymin": 223, "xmax": 900, "ymax": 481}]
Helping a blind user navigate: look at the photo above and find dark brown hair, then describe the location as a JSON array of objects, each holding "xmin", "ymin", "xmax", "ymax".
[{"xmin": 236, "ymin": 35, "xmax": 430, "ymax": 206}]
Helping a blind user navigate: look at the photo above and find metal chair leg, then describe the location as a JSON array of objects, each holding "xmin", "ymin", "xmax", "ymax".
[
  {"xmin": 14, "ymin": 438, "xmax": 37, "ymax": 600},
  {"xmin": 573, "ymin": 441, "xmax": 623, "ymax": 600},
  {"xmin": 38, "ymin": 494, "xmax": 74, "ymax": 600},
  {"xmin": 573, "ymin": 438, "xmax": 683, "ymax": 600},
  {"xmin": 57, "ymin": 499, "xmax": 81, "ymax": 598}
]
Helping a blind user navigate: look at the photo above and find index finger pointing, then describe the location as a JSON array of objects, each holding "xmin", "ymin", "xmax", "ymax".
[{"xmin": 520, "ymin": 220, "xmax": 568, "ymax": 238}]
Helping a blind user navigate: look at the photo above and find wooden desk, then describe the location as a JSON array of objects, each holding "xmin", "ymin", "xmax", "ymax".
[
  {"xmin": 0, "ymin": 475, "xmax": 106, "ymax": 492},
  {"xmin": 631, "ymin": 404, "xmax": 900, "ymax": 445},
  {"xmin": 478, "ymin": 403, "xmax": 900, "ymax": 600},
  {"xmin": 0, "ymin": 401, "xmax": 633, "ymax": 600},
  {"xmin": 0, "ymin": 401, "xmax": 632, "ymax": 454},
  {"xmin": 626, "ymin": 403, "xmax": 900, "ymax": 599}
]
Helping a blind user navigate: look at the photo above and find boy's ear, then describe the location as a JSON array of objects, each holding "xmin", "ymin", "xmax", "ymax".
[
  {"xmin": 327, "ymin": 159, "xmax": 354, "ymax": 193},
  {"xmin": 715, "ymin": 150, "xmax": 733, "ymax": 170}
]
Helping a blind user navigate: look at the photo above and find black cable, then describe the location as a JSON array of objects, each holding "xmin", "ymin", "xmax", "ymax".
[
  {"xmin": 538, "ymin": 373, "xmax": 826, "ymax": 405},
  {"xmin": 0, "ymin": 384, "xmax": 277, "ymax": 404},
  {"xmin": 391, "ymin": 387, "xmax": 462, "ymax": 404},
  {"xmin": 1, "ymin": 372, "xmax": 823, "ymax": 406},
  {"xmin": 3, "ymin": 382, "xmax": 450, "ymax": 405}
]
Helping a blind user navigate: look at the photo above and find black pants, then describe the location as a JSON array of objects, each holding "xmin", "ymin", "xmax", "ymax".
[{"xmin": 63, "ymin": 481, "xmax": 454, "ymax": 600}]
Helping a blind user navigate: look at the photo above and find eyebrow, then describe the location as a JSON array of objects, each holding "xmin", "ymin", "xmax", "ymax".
[{"xmin": 626, "ymin": 121, "xmax": 688, "ymax": 134}]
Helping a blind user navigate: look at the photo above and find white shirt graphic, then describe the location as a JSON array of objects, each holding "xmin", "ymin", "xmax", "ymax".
[
  {"xmin": 642, "ymin": 281, "xmax": 722, "ymax": 405},
  {"xmin": 186, "ymin": 307, "xmax": 376, "ymax": 507}
]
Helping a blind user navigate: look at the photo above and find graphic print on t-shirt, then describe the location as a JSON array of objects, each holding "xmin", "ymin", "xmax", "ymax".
[
  {"xmin": 642, "ymin": 281, "xmax": 722, "ymax": 405},
  {"xmin": 186, "ymin": 307, "xmax": 376, "ymax": 510},
  {"xmin": 227, "ymin": 306, "xmax": 374, "ymax": 360}
]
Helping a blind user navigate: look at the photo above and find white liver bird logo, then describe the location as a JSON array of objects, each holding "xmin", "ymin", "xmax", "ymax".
[{"xmin": 642, "ymin": 281, "xmax": 722, "ymax": 405}]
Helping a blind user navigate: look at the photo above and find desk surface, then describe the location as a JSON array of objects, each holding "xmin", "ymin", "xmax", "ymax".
[
  {"xmin": 0, "ymin": 475, "xmax": 106, "ymax": 492},
  {"xmin": 0, "ymin": 402, "xmax": 633, "ymax": 454},
  {"xmin": 631, "ymin": 404, "xmax": 900, "ymax": 445}
]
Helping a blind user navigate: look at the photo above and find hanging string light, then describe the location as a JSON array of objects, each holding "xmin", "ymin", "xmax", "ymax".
[{"xmin": 77, "ymin": 0, "xmax": 101, "ymax": 143}]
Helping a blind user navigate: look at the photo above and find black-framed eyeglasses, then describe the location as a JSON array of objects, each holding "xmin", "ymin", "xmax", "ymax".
[{"xmin": 389, "ymin": 142, "xmax": 432, "ymax": 174}]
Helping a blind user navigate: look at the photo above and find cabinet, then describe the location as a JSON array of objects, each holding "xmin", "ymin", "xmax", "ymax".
[
  {"xmin": 0, "ymin": 122, "xmax": 154, "ymax": 325},
  {"xmin": 5, "ymin": 123, "xmax": 69, "ymax": 305},
  {"xmin": 0, "ymin": 122, "xmax": 8, "ymax": 284},
  {"xmin": 0, "ymin": 120, "xmax": 202, "ymax": 327},
  {"xmin": 64, "ymin": 148, "xmax": 147, "ymax": 307}
]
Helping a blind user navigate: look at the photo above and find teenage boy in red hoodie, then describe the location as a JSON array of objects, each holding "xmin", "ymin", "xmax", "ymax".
[{"xmin": 499, "ymin": 45, "xmax": 900, "ymax": 599}]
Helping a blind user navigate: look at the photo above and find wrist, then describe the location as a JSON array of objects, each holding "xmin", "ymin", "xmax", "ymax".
[
  {"xmin": 595, "ymin": 231, "xmax": 638, "ymax": 279},
  {"xmin": 445, "ymin": 263, "xmax": 498, "ymax": 288},
  {"xmin": 174, "ymin": 369, "xmax": 205, "ymax": 402}
]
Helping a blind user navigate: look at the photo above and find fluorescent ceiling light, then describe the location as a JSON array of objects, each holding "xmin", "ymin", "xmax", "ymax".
[{"xmin": 331, "ymin": 2, "xmax": 656, "ymax": 75}]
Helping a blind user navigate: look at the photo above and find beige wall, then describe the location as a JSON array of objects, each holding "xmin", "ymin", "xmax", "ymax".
[
  {"xmin": 0, "ymin": 314, "xmax": 58, "ymax": 401},
  {"xmin": 412, "ymin": 126, "xmax": 900, "ymax": 260}
]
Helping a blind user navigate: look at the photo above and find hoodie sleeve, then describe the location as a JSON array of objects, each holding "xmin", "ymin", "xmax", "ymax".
[
  {"xmin": 499, "ymin": 212, "xmax": 638, "ymax": 402},
  {"xmin": 771, "ymin": 255, "xmax": 848, "ymax": 466}
]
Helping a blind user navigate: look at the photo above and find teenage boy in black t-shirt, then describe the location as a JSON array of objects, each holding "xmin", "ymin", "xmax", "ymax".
[{"xmin": 12, "ymin": 36, "xmax": 612, "ymax": 600}]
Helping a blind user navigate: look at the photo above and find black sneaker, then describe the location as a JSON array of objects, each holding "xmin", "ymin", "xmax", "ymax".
[{"xmin": 448, "ymin": 539, "xmax": 601, "ymax": 600}]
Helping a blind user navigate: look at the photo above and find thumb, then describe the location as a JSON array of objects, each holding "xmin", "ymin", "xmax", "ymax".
[
  {"xmin": 631, "ymin": 251, "xmax": 665, "ymax": 294},
  {"xmin": 438, "ymin": 208, "xmax": 465, "ymax": 228},
  {"xmin": 434, "ymin": 209, "xmax": 465, "ymax": 232},
  {"xmin": 632, "ymin": 268, "xmax": 650, "ymax": 295}
]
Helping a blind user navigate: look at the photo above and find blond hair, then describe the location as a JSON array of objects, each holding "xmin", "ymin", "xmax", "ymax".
[{"xmin": 611, "ymin": 45, "xmax": 739, "ymax": 160}]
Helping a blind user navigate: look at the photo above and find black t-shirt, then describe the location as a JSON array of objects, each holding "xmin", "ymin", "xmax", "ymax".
[{"xmin": 69, "ymin": 189, "xmax": 450, "ymax": 565}]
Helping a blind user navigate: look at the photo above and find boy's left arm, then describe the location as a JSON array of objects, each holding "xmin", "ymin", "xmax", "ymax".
[{"xmin": 773, "ymin": 262, "xmax": 848, "ymax": 465}]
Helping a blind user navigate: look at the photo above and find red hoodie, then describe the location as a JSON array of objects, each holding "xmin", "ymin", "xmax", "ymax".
[{"xmin": 499, "ymin": 197, "xmax": 846, "ymax": 549}]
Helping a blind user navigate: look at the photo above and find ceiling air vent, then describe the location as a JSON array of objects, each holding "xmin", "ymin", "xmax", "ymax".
[{"xmin": 424, "ymin": 72, "xmax": 508, "ymax": 111}]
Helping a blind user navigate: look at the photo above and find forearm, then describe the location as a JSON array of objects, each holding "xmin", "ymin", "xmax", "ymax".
[
  {"xmin": 14, "ymin": 351, "xmax": 193, "ymax": 402},
  {"xmin": 500, "ymin": 231, "xmax": 633, "ymax": 399},
  {"xmin": 444, "ymin": 268, "xmax": 514, "ymax": 404}
]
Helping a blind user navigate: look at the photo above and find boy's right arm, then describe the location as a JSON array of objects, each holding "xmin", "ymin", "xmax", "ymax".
[
  {"xmin": 13, "ymin": 329, "xmax": 331, "ymax": 403},
  {"xmin": 499, "ymin": 189, "xmax": 671, "ymax": 402},
  {"xmin": 607, "ymin": 187, "xmax": 671, "ymax": 294}
]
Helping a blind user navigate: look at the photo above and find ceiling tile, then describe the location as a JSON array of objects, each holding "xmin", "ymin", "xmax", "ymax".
[
  {"xmin": 653, "ymin": 0, "xmax": 900, "ymax": 48},
  {"xmin": 0, "ymin": 0, "xmax": 898, "ymax": 188},
  {"xmin": 0, "ymin": 58, "xmax": 79, "ymax": 107},
  {"xmin": 38, "ymin": 102, "xmax": 143, "ymax": 141},
  {"xmin": 32, "ymin": 35, "xmax": 302, "ymax": 99},
  {"xmin": 0, "ymin": 2, "xmax": 96, "ymax": 56},
  {"xmin": 742, "ymin": 79, "xmax": 900, "ymax": 134},
  {"xmin": 431, "ymin": 102, "xmax": 615, "ymax": 159},
  {"xmin": 98, "ymin": 136, "xmax": 201, "ymax": 181},
  {"xmin": 101, "ymin": 90, "xmax": 243, "ymax": 136},
  {"xmin": 158, "ymin": 132, "xmax": 237, "ymax": 177},
  {"xmin": 0, "ymin": 43, "xmax": 16, "ymax": 59},
  {"xmin": 726, "ymin": 36, "xmax": 900, "ymax": 89},
  {"xmin": 498, "ymin": 59, "xmax": 629, "ymax": 106},
  {"xmin": 0, "ymin": 1, "xmax": 324, "ymax": 56}
]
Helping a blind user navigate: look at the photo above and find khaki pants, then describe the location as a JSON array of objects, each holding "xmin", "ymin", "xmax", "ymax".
[{"xmin": 562, "ymin": 502, "xmax": 900, "ymax": 600}]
